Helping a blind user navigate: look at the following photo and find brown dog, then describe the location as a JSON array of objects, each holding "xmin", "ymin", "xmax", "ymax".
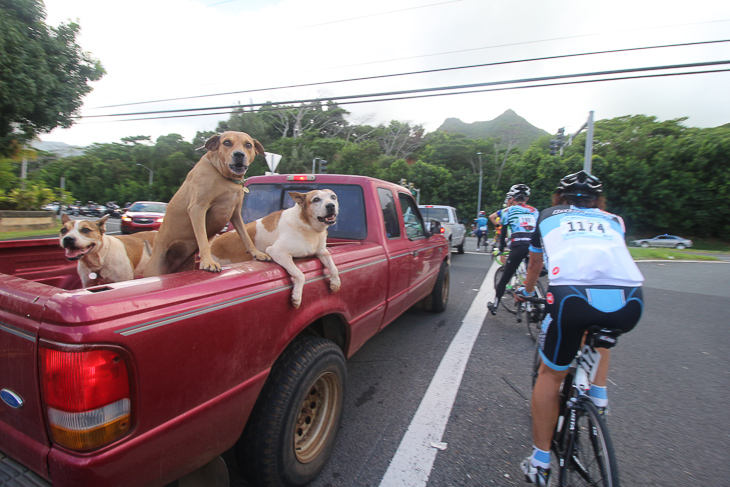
[
  {"xmin": 144, "ymin": 131, "xmax": 271, "ymax": 276},
  {"xmin": 210, "ymin": 190, "xmax": 341, "ymax": 308},
  {"xmin": 60, "ymin": 214, "xmax": 156, "ymax": 287}
]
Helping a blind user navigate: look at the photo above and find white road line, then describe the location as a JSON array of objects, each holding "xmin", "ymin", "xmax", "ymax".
[{"xmin": 379, "ymin": 261, "xmax": 499, "ymax": 487}]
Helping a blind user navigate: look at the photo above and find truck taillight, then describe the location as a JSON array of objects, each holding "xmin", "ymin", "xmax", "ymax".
[
  {"xmin": 40, "ymin": 347, "xmax": 132, "ymax": 451},
  {"xmin": 440, "ymin": 227, "xmax": 445, "ymax": 234}
]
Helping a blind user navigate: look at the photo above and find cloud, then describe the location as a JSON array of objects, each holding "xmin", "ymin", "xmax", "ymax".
[{"xmin": 40, "ymin": 0, "xmax": 730, "ymax": 147}]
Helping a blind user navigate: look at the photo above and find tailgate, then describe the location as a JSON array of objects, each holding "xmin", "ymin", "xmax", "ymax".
[{"xmin": 0, "ymin": 275, "xmax": 53, "ymax": 480}]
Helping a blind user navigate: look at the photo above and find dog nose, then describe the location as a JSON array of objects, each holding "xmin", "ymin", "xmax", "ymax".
[
  {"xmin": 326, "ymin": 203, "xmax": 335, "ymax": 212},
  {"xmin": 63, "ymin": 236, "xmax": 75, "ymax": 247},
  {"xmin": 232, "ymin": 151, "xmax": 246, "ymax": 165}
]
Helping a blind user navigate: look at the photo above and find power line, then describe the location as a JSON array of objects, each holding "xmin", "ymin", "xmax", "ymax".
[
  {"xmin": 79, "ymin": 68, "xmax": 730, "ymax": 124},
  {"xmin": 94, "ymin": 39, "xmax": 730, "ymax": 110},
  {"xmin": 79, "ymin": 60, "xmax": 730, "ymax": 120}
]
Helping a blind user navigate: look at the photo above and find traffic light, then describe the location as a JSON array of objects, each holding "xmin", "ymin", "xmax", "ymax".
[
  {"xmin": 319, "ymin": 159, "xmax": 329, "ymax": 174},
  {"xmin": 557, "ymin": 127, "xmax": 565, "ymax": 146},
  {"xmin": 549, "ymin": 139, "xmax": 558, "ymax": 156}
]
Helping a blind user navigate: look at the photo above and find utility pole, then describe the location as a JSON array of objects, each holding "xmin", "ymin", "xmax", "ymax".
[
  {"xmin": 584, "ymin": 111, "xmax": 594, "ymax": 173},
  {"xmin": 476, "ymin": 152, "xmax": 483, "ymax": 218}
]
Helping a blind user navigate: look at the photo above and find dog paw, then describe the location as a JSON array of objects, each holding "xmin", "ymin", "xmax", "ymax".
[
  {"xmin": 330, "ymin": 278, "xmax": 341, "ymax": 293},
  {"xmin": 253, "ymin": 251, "xmax": 272, "ymax": 262},
  {"xmin": 291, "ymin": 296, "xmax": 302, "ymax": 308},
  {"xmin": 200, "ymin": 258, "xmax": 222, "ymax": 272}
]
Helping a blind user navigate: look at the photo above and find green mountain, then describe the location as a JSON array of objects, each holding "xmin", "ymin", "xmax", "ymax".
[{"xmin": 435, "ymin": 109, "xmax": 550, "ymax": 151}]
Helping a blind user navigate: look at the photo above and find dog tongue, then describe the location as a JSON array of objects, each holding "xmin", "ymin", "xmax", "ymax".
[{"xmin": 65, "ymin": 247, "xmax": 84, "ymax": 259}]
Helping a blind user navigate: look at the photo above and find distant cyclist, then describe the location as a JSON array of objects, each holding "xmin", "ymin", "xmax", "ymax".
[
  {"xmin": 515, "ymin": 171, "xmax": 644, "ymax": 486},
  {"xmin": 474, "ymin": 211, "xmax": 489, "ymax": 251},
  {"xmin": 487, "ymin": 184, "xmax": 538, "ymax": 314}
]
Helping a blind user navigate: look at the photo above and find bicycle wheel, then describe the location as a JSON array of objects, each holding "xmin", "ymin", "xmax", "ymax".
[
  {"xmin": 493, "ymin": 266, "xmax": 518, "ymax": 314},
  {"xmin": 559, "ymin": 401, "xmax": 619, "ymax": 487},
  {"xmin": 526, "ymin": 280, "xmax": 546, "ymax": 341}
]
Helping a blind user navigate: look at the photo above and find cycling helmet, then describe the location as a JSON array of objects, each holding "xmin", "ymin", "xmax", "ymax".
[
  {"xmin": 557, "ymin": 170, "xmax": 603, "ymax": 197},
  {"xmin": 507, "ymin": 184, "xmax": 530, "ymax": 198}
]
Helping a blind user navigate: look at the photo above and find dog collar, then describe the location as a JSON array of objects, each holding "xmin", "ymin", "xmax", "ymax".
[{"xmin": 230, "ymin": 178, "xmax": 249, "ymax": 193}]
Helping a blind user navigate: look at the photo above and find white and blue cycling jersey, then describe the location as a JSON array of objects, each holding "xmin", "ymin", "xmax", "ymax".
[
  {"xmin": 529, "ymin": 205, "xmax": 644, "ymax": 287},
  {"xmin": 499, "ymin": 203, "xmax": 539, "ymax": 249}
]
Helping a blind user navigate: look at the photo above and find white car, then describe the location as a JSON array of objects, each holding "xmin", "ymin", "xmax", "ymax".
[{"xmin": 418, "ymin": 205, "xmax": 467, "ymax": 254}]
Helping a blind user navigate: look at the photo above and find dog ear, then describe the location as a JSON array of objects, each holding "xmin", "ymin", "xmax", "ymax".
[
  {"xmin": 96, "ymin": 214, "xmax": 110, "ymax": 234},
  {"xmin": 61, "ymin": 213, "xmax": 71, "ymax": 224},
  {"xmin": 253, "ymin": 139, "xmax": 265, "ymax": 156},
  {"xmin": 205, "ymin": 134, "xmax": 221, "ymax": 151},
  {"xmin": 289, "ymin": 192, "xmax": 306, "ymax": 207}
]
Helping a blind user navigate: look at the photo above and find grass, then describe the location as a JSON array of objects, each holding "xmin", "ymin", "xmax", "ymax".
[
  {"xmin": 0, "ymin": 226, "xmax": 62, "ymax": 240},
  {"xmin": 628, "ymin": 247, "xmax": 720, "ymax": 261}
]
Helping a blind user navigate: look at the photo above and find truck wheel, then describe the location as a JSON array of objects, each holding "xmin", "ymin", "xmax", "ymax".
[
  {"xmin": 238, "ymin": 336, "xmax": 346, "ymax": 487},
  {"xmin": 456, "ymin": 239, "xmax": 464, "ymax": 254},
  {"xmin": 428, "ymin": 260, "xmax": 450, "ymax": 313}
]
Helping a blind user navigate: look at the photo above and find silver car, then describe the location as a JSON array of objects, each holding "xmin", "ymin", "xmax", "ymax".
[{"xmin": 630, "ymin": 234, "xmax": 693, "ymax": 249}]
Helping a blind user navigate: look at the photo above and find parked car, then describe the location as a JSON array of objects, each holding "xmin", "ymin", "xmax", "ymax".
[
  {"xmin": 121, "ymin": 201, "xmax": 167, "ymax": 234},
  {"xmin": 630, "ymin": 234, "xmax": 693, "ymax": 249},
  {"xmin": 418, "ymin": 204, "xmax": 467, "ymax": 254}
]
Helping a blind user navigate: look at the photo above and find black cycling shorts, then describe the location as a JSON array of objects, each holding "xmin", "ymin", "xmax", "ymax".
[{"xmin": 539, "ymin": 285, "xmax": 644, "ymax": 370}]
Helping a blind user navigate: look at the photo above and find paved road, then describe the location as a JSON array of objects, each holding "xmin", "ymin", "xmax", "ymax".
[{"xmin": 294, "ymin": 246, "xmax": 730, "ymax": 487}]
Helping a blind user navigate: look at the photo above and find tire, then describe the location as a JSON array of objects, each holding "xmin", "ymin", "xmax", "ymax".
[
  {"xmin": 456, "ymin": 239, "xmax": 464, "ymax": 254},
  {"xmin": 531, "ymin": 344, "xmax": 541, "ymax": 389},
  {"xmin": 640, "ymin": 242, "xmax": 649, "ymax": 248},
  {"xmin": 238, "ymin": 336, "xmax": 346, "ymax": 487},
  {"xmin": 675, "ymin": 243, "xmax": 686, "ymax": 250},
  {"xmin": 526, "ymin": 281, "xmax": 546, "ymax": 341},
  {"xmin": 427, "ymin": 260, "xmax": 450, "ymax": 313},
  {"xmin": 494, "ymin": 266, "xmax": 517, "ymax": 314},
  {"xmin": 559, "ymin": 401, "xmax": 619, "ymax": 487}
]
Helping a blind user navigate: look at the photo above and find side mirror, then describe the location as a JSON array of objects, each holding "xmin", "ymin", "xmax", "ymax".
[{"xmin": 429, "ymin": 220, "xmax": 442, "ymax": 235}]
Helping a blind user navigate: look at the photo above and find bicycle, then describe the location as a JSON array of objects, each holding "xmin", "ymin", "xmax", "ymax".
[
  {"xmin": 493, "ymin": 253, "xmax": 546, "ymax": 340},
  {"xmin": 524, "ymin": 300, "xmax": 622, "ymax": 487}
]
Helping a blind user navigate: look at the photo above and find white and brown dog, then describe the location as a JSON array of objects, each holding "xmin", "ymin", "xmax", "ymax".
[
  {"xmin": 60, "ymin": 214, "xmax": 156, "ymax": 287},
  {"xmin": 144, "ymin": 131, "xmax": 271, "ymax": 277},
  {"xmin": 210, "ymin": 189, "xmax": 341, "ymax": 308}
]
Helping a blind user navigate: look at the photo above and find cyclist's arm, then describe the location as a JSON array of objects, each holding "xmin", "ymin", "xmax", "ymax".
[
  {"xmin": 498, "ymin": 212, "xmax": 508, "ymax": 251},
  {"xmin": 522, "ymin": 223, "xmax": 544, "ymax": 293},
  {"xmin": 522, "ymin": 250, "xmax": 543, "ymax": 294},
  {"xmin": 488, "ymin": 211, "xmax": 499, "ymax": 225}
]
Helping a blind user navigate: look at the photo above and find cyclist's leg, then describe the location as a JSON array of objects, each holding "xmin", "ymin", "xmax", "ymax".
[
  {"xmin": 529, "ymin": 287, "xmax": 595, "ymax": 453},
  {"xmin": 495, "ymin": 245, "xmax": 528, "ymax": 300},
  {"xmin": 532, "ymin": 363, "xmax": 569, "ymax": 450}
]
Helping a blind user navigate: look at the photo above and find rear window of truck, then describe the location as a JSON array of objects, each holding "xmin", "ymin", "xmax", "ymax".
[
  {"xmin": 419, "ymin": 207, "xmax": 450, "ymax": 222},
  {"xmin": 243, "ymin": 183, "xmax": 367, "ymax": 240}
]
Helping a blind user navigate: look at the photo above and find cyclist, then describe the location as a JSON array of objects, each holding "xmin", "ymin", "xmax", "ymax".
[
  {"xmin": 487, "ymin": 184, "xmax": 538, "ymax": 314},
  {"xmin": 474, "ymin": 211, "xmax": 489, "ymax": 251},
  {"xmin": 515, "ymin": 171, "xmax": 644, "ymax": 486}
]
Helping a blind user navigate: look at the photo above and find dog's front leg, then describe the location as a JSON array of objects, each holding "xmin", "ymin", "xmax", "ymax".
[
  {"xmin": 189, "ymin": 206, "xmax": 221, "ymax": 272},
  {"xmin": 230, "ymin": 211, "xmax": 271, "ymax": 262},
  {"xmin": 316, "ymin": 249, "xmax": 341, "ymax": 293},
  {"xmin": 268, "ymin": 248, "xmax": 305, "ymax": 308}
]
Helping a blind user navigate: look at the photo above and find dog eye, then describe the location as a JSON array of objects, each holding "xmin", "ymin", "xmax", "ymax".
[
  {"xmin": 60, "ymin": 228, "xmax": 68, "ymax": 235},
  {"xmin": 312, "ymin": 197, "xmax": 320, "ymax": 203},
  {"xmin": 245, "ymin": 142, "xmax": 252, "ymax": 148},
  {"xmin": 331, "ymin": 195, "xmax": 337, "ymax": 200},
  {"xmin": 81, "ymin": 227, "xmax": 91, "ymax": 234},
  {"xmin": 223, "ymin": 140, "xmax": 232, "ymax": 146}
]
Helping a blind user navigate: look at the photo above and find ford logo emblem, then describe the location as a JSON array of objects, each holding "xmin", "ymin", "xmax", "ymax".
[{"xmin": 1, "ymin": 389, "xmax": 24, "ymax": 409}]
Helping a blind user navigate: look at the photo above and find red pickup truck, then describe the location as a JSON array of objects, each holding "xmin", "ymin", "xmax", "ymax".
[{"xmin": 0, "ymin": 174, "xmax": 450, "ymax": 487}]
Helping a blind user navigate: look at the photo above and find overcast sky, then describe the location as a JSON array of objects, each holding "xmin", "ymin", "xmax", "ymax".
[{"xmin": 40, "ymin": 0, "xmax": 730, "ymax": 147}]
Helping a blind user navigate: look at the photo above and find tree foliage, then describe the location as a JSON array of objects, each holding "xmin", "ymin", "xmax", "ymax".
[
  {"xmin": 0, "ymin": 0, "xmax": 105, "ymax": 157},
  {"xmin": 8, "ymin": 99, "xmax": 729, "ymax": 240}
]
